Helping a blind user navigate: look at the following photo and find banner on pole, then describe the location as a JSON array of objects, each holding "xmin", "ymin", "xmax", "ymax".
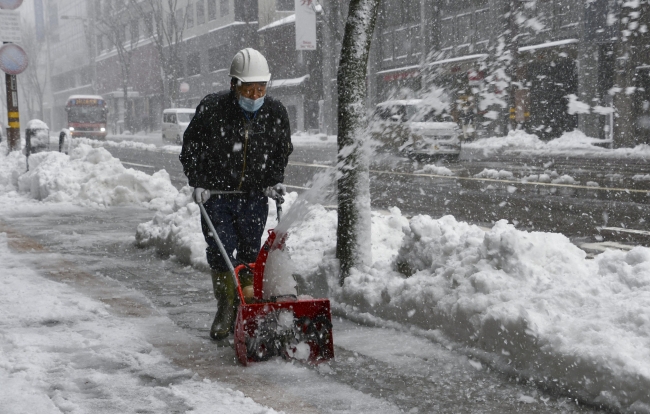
[
  {"xmin": 0, "ymin": 10, "xmax": 20, "ymax": 43},
  {"xmin": 295, "ymin": 0, "xmax": 316, "ymax": 51}
]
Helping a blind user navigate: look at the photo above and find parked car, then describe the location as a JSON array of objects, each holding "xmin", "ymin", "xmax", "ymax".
[
  {"xmin": 370, "ymin": 99, "xmax": 461, "ymax": 161},
  {"xmin": 162, "ymin": 108, "xmax": 195, "ymax": 144}
]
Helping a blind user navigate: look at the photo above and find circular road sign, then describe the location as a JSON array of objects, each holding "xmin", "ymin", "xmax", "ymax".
[
  {"xmin": 180, "ymin": 82, "xmax": 190, "ymax": 93},
  {"xmin": 0, "ymin": 0, "xmax": 23, "ymax": 10},
  {"xmin": 0, "ymin": 43, "xmax": 28, "ymax": 75}
]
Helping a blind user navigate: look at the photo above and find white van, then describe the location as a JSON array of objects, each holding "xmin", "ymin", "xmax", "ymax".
[
  {"xmin": 162, "ymin": 108, "xmax": 195, "ymax": 144},
  {"xmin": 371, "ymin": 99, "xmax": 461, "ymax": 161}
]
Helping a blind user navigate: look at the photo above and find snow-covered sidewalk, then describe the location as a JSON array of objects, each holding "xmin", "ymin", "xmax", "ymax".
[{"xmin": 0, "ymin": 231, "xmax": 279, "ymax": 414}]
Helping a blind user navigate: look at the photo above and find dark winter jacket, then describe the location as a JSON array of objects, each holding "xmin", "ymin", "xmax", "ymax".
[{"xmin": 179, "ymin": 90, "xmax": 293, "ymax": 192}]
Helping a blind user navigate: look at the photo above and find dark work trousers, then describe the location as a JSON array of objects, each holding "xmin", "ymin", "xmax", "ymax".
[{"xmin": 200, "ymin": 193, "xmax": 269, "ymax": 272}]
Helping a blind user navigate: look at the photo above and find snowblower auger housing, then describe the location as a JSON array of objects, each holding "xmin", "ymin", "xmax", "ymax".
[{"xmin": 232, "ymin": 228, "xmax": 334, "ymax": 366}]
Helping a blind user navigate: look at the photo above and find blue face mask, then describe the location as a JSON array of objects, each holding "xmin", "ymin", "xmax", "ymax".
[{"xmin": 238, "ymin": 95, "xmax": 265, "ymax": 112}]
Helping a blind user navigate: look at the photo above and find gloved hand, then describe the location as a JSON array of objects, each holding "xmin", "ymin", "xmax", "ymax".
[
  {"xmin": 193, "ymin": 187, "xmax": 210, "ymax": 204},
  {"xmin": 263, "ymin": 183, "xmax": 286, "ymax": 199}
]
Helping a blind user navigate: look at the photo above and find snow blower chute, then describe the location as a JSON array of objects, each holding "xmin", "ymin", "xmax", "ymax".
[{"xmin": 199, "ymin": 194, "xmax": 334, "ymax": 366}]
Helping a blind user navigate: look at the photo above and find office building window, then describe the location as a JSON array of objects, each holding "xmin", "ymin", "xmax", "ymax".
[
  {"xmin": 130, "ymin": 19, "xmax": 139, "ymax": 41},
  {"xmin": 381, "ymin": 33, "xmax": 394, "ymax": 62},
  {"xmin": 220, "ymin": 0, "xmax": 229, "ymax": 16},
  {"xmin": 175, "ymin": 7, "xmax": 184, "ymax": 29},
  {"xmin": 144, "ymin": 12, "xmax": 154, "ymax": 36},
  {"xmin": 174, "ymin": 58, "xmax": 184, "ymax": 78},
  {"xmin": 187, "ymin": 3, "xmax": 194, "ymax": 28},
  {"xmin": 187, "ymin": 52, "xmax": 201, "ymax": 76},
  {"xmin": 196, "ymin": 0, "xmax": 205, "ymax": 25},
  {"xmin": 276, "ymin": 0, "xmax": 292, "ymax": 11},
  {"xmin": 96, "ymin": 34, "xmax": 104, "ymax": 53},
  {"xmin": 208, "ymin": 46, "xmax": 229, "ymax": 72},
  {"xmin": 208, "ymin": 0, "xmax": 217, "ymax": 20},
  {"xmin": 48, "ymin": 2, "xmax": 59, "ymax": 29}
]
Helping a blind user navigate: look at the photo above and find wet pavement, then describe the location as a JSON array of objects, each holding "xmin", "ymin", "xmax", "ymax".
[{"xmin": 0, "ymin": 204, "xmax": 615, "ymax": 413}]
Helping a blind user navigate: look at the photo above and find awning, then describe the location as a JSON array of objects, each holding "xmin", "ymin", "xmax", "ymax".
[
  {"xmin": 269, "ymin": 75, "xmax": 310, "ymax": 88},
  {"xmin": 518, "ymin": 39, "xmax": 578, "ymax": 52},
  {"xmin": 427, "ymin": 53, "xmax": 488, "ymax": 67}
]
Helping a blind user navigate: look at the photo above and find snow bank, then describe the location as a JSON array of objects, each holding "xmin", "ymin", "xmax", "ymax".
[
  {"xmin": 75, "ymin": 136, "xmax": 159, "ymax": 152},
  {"xmin": 138, "ymin": 190, "xmax": 650, "ymax": 412},
  {"xmin": 474, "ymin": 168, "xmax": 514, "ymax": 180},
  {"xmin": 339, "ymin": 216, "xmax": 650, "ymax": 411},
  {"xmin": 0, "ymin": 141, "xmax": 178, "ymax": 208},
  {"xmin": 415, "ymin": 164, "xmax": 454, "ymax": 176},
  {"xmin": 135, "ymin": 188, "xmax": 290, "ymax": 273},
  {"xmin": 0, "ymin": 232, "xmax": 278, "ymax": 414},
  {"xmin": 465, "ymin": 129, "xmax": 650, "ymax": 159}
]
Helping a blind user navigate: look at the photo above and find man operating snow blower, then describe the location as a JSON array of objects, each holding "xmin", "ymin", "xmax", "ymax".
[{"xmin": 179, "ymin": 48, "xmax": 293, "ymax": 342}]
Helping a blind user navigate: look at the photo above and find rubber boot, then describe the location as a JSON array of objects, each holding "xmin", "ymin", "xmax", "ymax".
[{"xmin": 210, "ymin": 270, "xmax": 236, "ymax": 341}]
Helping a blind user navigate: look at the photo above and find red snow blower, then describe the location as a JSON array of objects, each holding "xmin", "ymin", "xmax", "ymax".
[{"xmin": 199, "ymin": 194, "xmax": 334, "ymax": 366}]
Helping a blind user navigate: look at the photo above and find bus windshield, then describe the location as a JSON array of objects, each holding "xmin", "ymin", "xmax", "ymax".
[{"xmin": 68, "ymin": 106, "xmax": 106, "ymax": 123}]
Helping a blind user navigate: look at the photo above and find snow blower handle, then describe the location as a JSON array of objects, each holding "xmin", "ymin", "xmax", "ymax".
[
  {"xmin": 198, "ymin": 202, "xmax": 239, "ymax": 287},
  {"xmin": 275, "ymin": 195, "xmax": 284, "ymax": 222}
]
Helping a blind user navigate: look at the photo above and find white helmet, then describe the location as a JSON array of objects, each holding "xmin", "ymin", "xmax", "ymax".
[{"xmin": 229, "ymin": 48, "xmax": 271, "ymax": 83}]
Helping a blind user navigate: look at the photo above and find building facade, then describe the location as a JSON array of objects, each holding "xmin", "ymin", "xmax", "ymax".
[
  {"xmin": 36, "ymin": 0, "xmax": 650, "ymax": 146},
  {"xmin": 370, "ymin": 0, "xmax": 617, "ymax": 141},
  {"xmin": 257, "ymin": 0, "xmax": 323, "ymax": 133}
]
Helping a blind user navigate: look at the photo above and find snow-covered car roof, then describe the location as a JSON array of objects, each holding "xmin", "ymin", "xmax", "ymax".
[
  {"xmin": 67, "ymin": 95, "xmax": 104, "ymax": 102},
  {"xmin": 26, "ymin": 119, "xmax": 49, "ymax": 130},
  {"xmin": 163, "ymin": 108, "xmax": 195, "ymax": 113}
]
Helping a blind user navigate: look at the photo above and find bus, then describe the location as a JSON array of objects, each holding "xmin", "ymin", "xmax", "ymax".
[{"xmin": 65, "ymin": 95, "xmax": 108, "ymax": 139}]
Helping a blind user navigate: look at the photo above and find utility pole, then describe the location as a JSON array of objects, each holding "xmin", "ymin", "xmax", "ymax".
[
  {"xmin": 0, "ymin": 1, "xmax": 27, "ymax": 152},
  {"xmin": 507, "ymin": 0, "xmax": 520, "ymax": 131},
  {"xmin": 5, "ymin": 63, "xmax": 19, "ymax": 150}
]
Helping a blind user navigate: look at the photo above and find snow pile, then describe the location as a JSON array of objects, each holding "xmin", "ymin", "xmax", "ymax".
[
  {"xmin": 465, "ymin": 129, "xmax": 650, "ymax": 159},
  {"xmin": 551, "ymin": 174, "xmax": 577, "ymax": 184},
  {"xmin": 26, "ymin": 119, "xmax": 49, "ymax": 130},
  {"xmin": 135, "ymin": 188, "xmax": 292, "ymax": 273},
  {"xmin": 0, "ymin": 149, "xmax": 25, "ymax": 193},
  {"xmin": 76, "ymin": 136, "xmax": 158, "ymax": 152},
  {"xmin": 474, "ymin": 168, "xmax": 514, "ymax": 180},
  {"xmin": 0, "ymin": 142, "xmax": 178, "ymax": 208},
  {"xmin": 464, "ymin": 130, "xmax": 545, "ymax": 155},
  {"xmin": 0, "ymin": 232, "xmax": 277, "ymax": 414},
  {"xmin": 415, "ymin": 164, "xmax": 454, "ymax": 176},
  {"xmin": 135, "ymin": 186, "xmax": 209, "ymax": 269},
  {"xmin": 633, "ymin": 174, "xmax": 650, "ymax": 181},
  {"xmin": 473, "ymin": 167, "xmax": 575, "ymax": 186}
]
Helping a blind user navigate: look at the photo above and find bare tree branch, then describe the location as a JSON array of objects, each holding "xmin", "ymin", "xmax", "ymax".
[{"xmin": 128, "ymin": 0, "xmax": 188, "ymax": 108}]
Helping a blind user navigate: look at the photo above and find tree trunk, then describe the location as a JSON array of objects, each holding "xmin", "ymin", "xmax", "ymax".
[{"xmin": 336, "ymin": 0, "xmax": 381, "ymax": 286}]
